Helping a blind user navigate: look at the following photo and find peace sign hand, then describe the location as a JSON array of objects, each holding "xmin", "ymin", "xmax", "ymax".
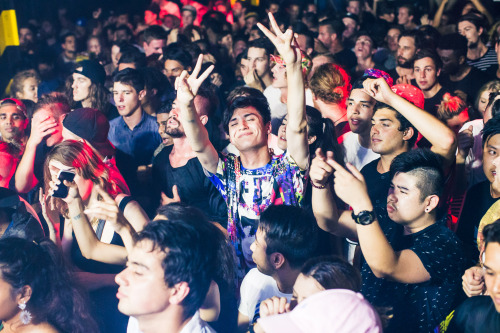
[
  {"xmin": 175, "ymin": 54, "xmax": 214, "ymax": 107},
  {"xmin": 257, "ymin": 13, "xmax": 300, "ymax": 66}
]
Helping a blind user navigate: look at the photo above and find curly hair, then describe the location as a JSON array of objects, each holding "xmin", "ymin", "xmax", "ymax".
[
  {"xmin": 0, "ymin": 238, "xmax": 98, "ymax": 332},
  {"xmin": 310, "ymin": 63, "xmax": 351, "ymax": 106}
]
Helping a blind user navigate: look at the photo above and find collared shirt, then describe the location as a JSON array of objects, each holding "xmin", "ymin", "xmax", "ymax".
[{"xmin": 108, "ymin": 111, "xmax": 162, "ymax": 167}]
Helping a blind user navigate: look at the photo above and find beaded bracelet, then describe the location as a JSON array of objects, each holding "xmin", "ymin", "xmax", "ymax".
[{"xmin": 310, "ymin": 179, "xmax": 327, "ymax": 189}]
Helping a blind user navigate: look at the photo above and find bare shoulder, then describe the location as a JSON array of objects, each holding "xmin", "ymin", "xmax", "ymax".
[{"xmin": 22, "ymin": 322, "xmax": 59, "ymax": 333}]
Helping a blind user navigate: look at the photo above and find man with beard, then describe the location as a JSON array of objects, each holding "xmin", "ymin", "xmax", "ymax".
[
  {"xmin": 152, "ymin": 89, "xmax": 227, "ymax": 226},
  {"xmin": 437, "ymin": 33, "xmax": 487, "ymax": 106},
  {"xmin": 389, "ymin": 30, "xmax": 421, "ymax": 82},
  {"xmin": 458, "ymin": 13, "xmax": 497, "ymax": 73}
]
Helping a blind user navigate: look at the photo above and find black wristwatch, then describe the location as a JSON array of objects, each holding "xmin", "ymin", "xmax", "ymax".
[{"xmin": 351, "ymin": 210, "xmax": 376, "ymax": 225}]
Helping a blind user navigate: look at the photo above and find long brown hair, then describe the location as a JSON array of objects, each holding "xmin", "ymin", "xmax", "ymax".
[{"xmin": 43, "ymin": 140, "xmax": 117, "ymax": 217}]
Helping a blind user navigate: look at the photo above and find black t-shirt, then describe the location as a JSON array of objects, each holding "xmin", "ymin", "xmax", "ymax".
[
  {"xmin": 361, "ymin": 158, "xmax": 391, "ymax": 210},
  {"xmin": 334, "ymin": 48, "xmax": 357, "ymax": 73},
  {"xmin": 439, "ymin": 67, "xmax": 489, "ymax": 106},
  {"xmin": 456, "ymin": 181, "xmax": 499, "ymax": 265},
  {"xmin": 361, "ymin": 215, "xmax": 467, "ymax": 333},
  {"xmin": 447, "ymin": 296, "xmax": 500, "ymax": 333},
  {"xmin": 424, "ymin": 86, "xmax": 449, "ymax": 117},
  {"xmin": 152, "ymin": 146, "xmax": 228, "ymax": 227}
]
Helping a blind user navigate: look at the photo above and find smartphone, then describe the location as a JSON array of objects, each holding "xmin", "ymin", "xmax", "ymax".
[{"xmin": 51, "ymin": 170, "xmax": 76, "ymax": 198}]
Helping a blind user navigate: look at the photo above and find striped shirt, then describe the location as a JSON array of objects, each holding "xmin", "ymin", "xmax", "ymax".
[{"xmin": 467, "ymin": 47, "xmax": 498, "ymax": 72}]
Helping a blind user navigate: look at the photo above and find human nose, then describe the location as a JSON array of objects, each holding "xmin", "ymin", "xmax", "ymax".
[
  {"xmin": 419, "ymin": 70, "xmax": 426, "ymax": 79},
  {"xmin": 115, "ymin": 267, "xmax": 129, "ymax": 286},
  {"xmin": 249, "ymin": 59, "xmax": 256, "ymax": 69}
]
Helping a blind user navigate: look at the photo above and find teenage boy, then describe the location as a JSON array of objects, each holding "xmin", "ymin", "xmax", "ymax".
[
  {"xmin": 458, "ymin": 13, "xmax": 497, "ymax": 73},
  {"xmin": 244, "ymin": 38, "xmax": 274, "ymax": 91},
  {"xmin": 109, "ymin": 68, "xmax": 162, "ymax": 193},
  {"xmin": 237, "ymin": 205, "xmax": 318, "ymax": 332},
  {"xmin": 176, "ymin": 15, "xmax": 309, "ymax": 272},
  {"xmin": 456, "ymin": 115, "xmax": 500, "ymax": 264},
  {"xmin": 310, "ymin": 149, "xmax": 466, "ymax": 332},
  {"xmin": 448, "ymin": 221, "xmax": 500, "ymax": 332},
  {"xmin": 116, "ymin": 219, "xmax": 216, "ymax": 333},
  {"xmin": 14, "ymin": 93, "xmax": 70, "ymax": 194},
  {"xmin": 413, "ymin": 49, "xmax": 449, "ymax": 117},
  {"xmin": 142, "ymin": 25, "xmax": 167, "ymax": 57}
]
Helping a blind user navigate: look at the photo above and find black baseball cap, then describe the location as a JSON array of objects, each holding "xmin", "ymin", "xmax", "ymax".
[
  {"xmin": 74, "ymin": 60, "xmax": 106, "ymax": 85},
  {"xmin": 63, "ymin": 108, "xmax": 115, "ymax": 157}
]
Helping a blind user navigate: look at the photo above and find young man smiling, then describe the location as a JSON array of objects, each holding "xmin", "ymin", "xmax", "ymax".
[{"xmin": 176, "ymin": 14, "xmax": 309, "ymax": 273}]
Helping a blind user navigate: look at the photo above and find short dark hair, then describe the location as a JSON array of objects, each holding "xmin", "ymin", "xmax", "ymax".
[
  {"xmin": 118, "ymin": 45, "xmax": 146, "ymax": 68},
  {"xmin": 223, "ymin": 88, "xmax": 271, "ymax": 133},
  {"xmin": 60, "ymin": 32, "xmax": 75, "ymax": 44},
  {"xmin": 389, "ymin": 149, "xmax": 445, "ymax": 201},
  {"xmin": 143, "ymin": 25, "xmax": 168, "ymax": 44},
  {"xmin": 414, "ymin": 48, "xmax": 442, "ymax": 70},
  {"xmin": 398, "ymin": 30, "xmax": 422, "ymax": 49},
  {"xmin": 134, "ymin": 219, "xmax": 212, "ymax": 318},
  {"xmin": 483, "ymin": 220, "xmax": 500, "ymax": 250},
  {"xmin": 319, "ymin": 19, "xmax": 345, "ymax": 37},
  {"xmin": 374, "ymin": 104, "xmax": 419, "ymax": 148},
  {"xmin": 115, "ymin": 24, "xmax": 133, "ymax": 38},
  {"xmin": 163, "ymin": 43, "xmax": 193, "ymax": 69},
  {"xmin": 437, "ymin": 33, "xmax": 468, "ymax": 59},
  {"xmin": 398, "ymin": 4, "xmax": 415, "ymax": 19},
  {"xmin": 113, "ymin": 68, "xmax": 145, "ymax": 93},
  {"xmin": 300, "ymin": 255, "xmax": 361, "ymax": 292},
  {"xmin": 355, "ymin": 30, "xmax": 377, "ymax": 48},
  {"xmin": 247, "ymin": 38, "xmax": 274, "ymax": 57},
  {"xmin": 258, "ymin": 205, "xmax": 319, "ymax": 269},
  {"xmin": 458, "ymin": 13, "xmax": 486, "ymax": 34},
  {"xmin": 483, "ymin": 114, "xmax": 500, "ymax": 147}
]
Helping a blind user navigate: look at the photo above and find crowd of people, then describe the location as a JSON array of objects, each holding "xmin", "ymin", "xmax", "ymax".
[{"xmin": 1, "ymin": 0, "xmax": 500, "ymax": 332}]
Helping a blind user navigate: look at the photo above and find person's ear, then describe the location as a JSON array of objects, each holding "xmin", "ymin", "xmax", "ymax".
[
  {"xmin": 436, "ymin": 67, "xmax": 441, "ymax": 77},
  {"xmin": 17, "ymin": 285, "xmax": 32, "ymax": 305},
  {"xmin": 266, "ymin": 122, "xmax": 271, "ymax": 135},
  {"xmin": 270, "ymin": 252, "xmax": 285, "ymax": 270},
  {"xmin": 424, "ymin": 194, "xmax": 439, "ymax": 213},
  {"xmin": 138, "ymin": 89, "xmax": 147, "ymax": 101},
  {"xmin": 402, "ymin": 127, "xmax": 414, "ymax": 142},
  {"xmin": 200, "ymin": 115, "xmax": 208, "ymax": 125},
  {"xmin": 169, "ymin": 281, "xmax": 190, "ymax": 305}
]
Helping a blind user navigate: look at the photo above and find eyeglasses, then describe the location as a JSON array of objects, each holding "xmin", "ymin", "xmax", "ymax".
[{"xmin": 0, "ymin": 98, "xmax": 27, "ymax": 118}]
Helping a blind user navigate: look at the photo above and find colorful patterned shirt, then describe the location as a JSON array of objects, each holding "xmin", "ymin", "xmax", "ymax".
[{"xmin": 206, "ymin": 151, "xmax": 307, "ymax": 274}]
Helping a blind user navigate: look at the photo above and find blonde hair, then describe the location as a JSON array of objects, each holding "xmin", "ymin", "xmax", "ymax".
[
  {"xmin": 10, "ymin": 70, "xmax": 40, "ymax": 99},
  {"xmin": 310, "ymin": 63, "xmax": 351, "ymax": 106}
]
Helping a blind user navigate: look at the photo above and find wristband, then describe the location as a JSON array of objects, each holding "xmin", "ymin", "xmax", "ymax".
[{"xmin": 310, "ymin": 178, "xmax": 327, "ymax": 189}]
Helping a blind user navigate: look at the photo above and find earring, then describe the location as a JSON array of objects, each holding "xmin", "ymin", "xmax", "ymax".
[
  {"xmin": 18, "ymin": 302, "xmax": 32, "ymax": 325},
  {"xmin": 425, "ymin": 208, "xmax": 430, "ymax": 213}
]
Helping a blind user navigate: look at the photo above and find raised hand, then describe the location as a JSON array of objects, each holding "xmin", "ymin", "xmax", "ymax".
[
  {"xmin": 83, "ymin": 185, "xmax": 125, "ymax": 233},
  {"xmin": 462, "ymin": 266, "xmax": 485, "ymax": 297},
  {"xmin": 48, "ymin": 178, "xmax": 79, "ymax": 204},
  {"xmin": 39, "ymin": 187, "xmax": 60, "ymax": 243},
  {"xmin": 243, "ymin": 69, "xmax": 265, "ymax": 91},
  {"xmin": 329, "ymin": 159, "xmax": 372, "ymax": 212},
  {"xmin": 29, "ymin": 115, "xmax": 58, "ymax": 146},
  {"xmin": 257, "ymin": 13, "xmax": 300, "ymax": 65},
  {"xmin": 363, "ymin": 77, "xmax": 395, "ymax": 105},
  {"xmin": 160, "ymin": 185, "xmax": 181, "ymax": 206},
  {"xmin": 309, "ymin": 148, "xmax": 335, "ymax": 188},
  {"xmin": 457, "ymin": 125, "xmax": 474, "ymax": 158},
  {"xmin": 175, "ymin": 54, "xmax": 214, "ymax": 107}
]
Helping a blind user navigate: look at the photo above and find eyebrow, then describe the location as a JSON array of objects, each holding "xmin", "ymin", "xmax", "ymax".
[
  {"xmin": 486, "ymin": 144, "xmax": 499, "ymax": 150},
  {"xmin": 130, "ymin": 260, "xmax": 149, "ymax": 270},
  {"xmin": 373, "ymin": 118, "xmax": 393, "ymax": 122},
  {"xmin": 397, "ymin": 185, "xmax": 409, "ymax": 191}
]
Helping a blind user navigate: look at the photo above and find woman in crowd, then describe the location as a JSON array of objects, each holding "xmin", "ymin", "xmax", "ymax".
[
  {"xmin": 10, "ymin": 70, "xmax": 40, "ymax": 103},
  {"xmin": 0, "ymin": 237, "xmax": 97, "ymax": 332},
  {"xmin": 43, "ymin": 140, "xmax": 148, "ymax": 332}
]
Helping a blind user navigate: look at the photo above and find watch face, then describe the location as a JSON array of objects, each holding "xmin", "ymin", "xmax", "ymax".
[{"xmin": 355, "ymin": 211, "xmax": 375, "ymax": 225}]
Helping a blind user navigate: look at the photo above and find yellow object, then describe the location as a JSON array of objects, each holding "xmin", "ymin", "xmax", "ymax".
[{"xmin": 0, "ymin": 9, "xmax": 19, "ymax": 56}]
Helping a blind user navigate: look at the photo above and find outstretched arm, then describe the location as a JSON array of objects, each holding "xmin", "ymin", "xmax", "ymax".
[
  {"xmin": 432, "ymin": 0, "xmax": 448, "ymax": 28},
  {"xmin": 310, "ymin": 148, "xmax": 357, "ymax": 239},
  {"xmin": 48, "ymin": 181, "xmax": 127, "ymax": 264},
  {"xmin": 363, "ymin": 78, "xmax": 457, "ymax": 166},
  {"xmin": 176, "ymin": 55, "xmax": 219, "ymax": 174},
  {"xmin": 331, "ymin": 159, "xmax": 431, "ymax": 284},
  {"xmin": 258, "ymin": 13, "xmax": 309, "ymax": 170}
]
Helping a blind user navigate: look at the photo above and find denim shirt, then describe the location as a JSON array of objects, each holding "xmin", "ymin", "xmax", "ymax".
[{"xmin": 108, "ymin": 111, "xmax": 162, "ymax": 167}]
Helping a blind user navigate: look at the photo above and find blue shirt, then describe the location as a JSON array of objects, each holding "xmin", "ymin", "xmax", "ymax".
[{"xmin": 108, "ymin": 111, "xmax": 162, "ymax": 166}]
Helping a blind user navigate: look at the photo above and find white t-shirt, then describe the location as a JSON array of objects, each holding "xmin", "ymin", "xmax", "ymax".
[
  {"xmin": 127, "ymin": 311, "xmax": 216, "ymax": 333},
  {"xmin": 238, "ymin": 268, "xmax": 293, "ymax": 325},
  {"xmin": 264, "ymin": 85, "xmax": 287, "ymax": 135},
  {"xmin": 342, "ymin": 131, "xmax": 379, "ymax": 170},
  {"xmin": 459, "ymin": 119, "xmax": 486, "ymax": 188}
]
